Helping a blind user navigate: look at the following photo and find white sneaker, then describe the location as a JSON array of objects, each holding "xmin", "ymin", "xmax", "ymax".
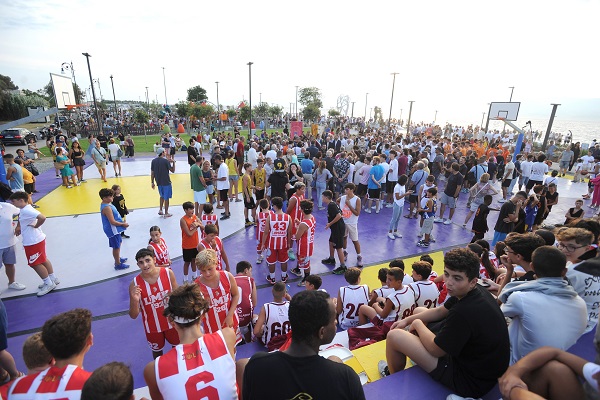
[
  {"xmin": 498, "ymin": 198, "xmax": 506, "ymax": 203},
  {"xmin": 385, "ymin": 204, "xmax": 393, "ymax": 208},
  {"xmin": 388, "ymin": 233, "xmax": 396, "ymax": 240},
  {"xmin": 371, "ymin": 205, "xmax": 376, "ymax": 209},
  {"xmin": 434, "ymin": 217, "xmax": 444, "ymax": 223},
  {"xmin": 443, "ymin": 219, "xmax": 452, "ymax": 225},
  {"xmin": 37, "ymin": 282, "xmax": 56, "ymax": 297},
  {"xmin": 8, "ymin": 282, "xmax": 26, "ymax": 290},
  {"xmin": 38, "ymin": 278, "xmax": 60, "ymax": 289},
  {"xmin": 394, "ymin": 232, "xmax": 403, "ymax": 238},
  {"xmin": 364, "ymin": 208, "xmax": 372, "ymax": 214}
]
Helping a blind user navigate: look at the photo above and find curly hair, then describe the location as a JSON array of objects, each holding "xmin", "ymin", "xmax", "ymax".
[
  {"xmin": 42, "ymin": 308, "xmax": 92, "ymax": 360},
  {"xmin": 289, "ymin": 291, "xmax": 331, "ymax": 343},
  {"xmin": 444, "ymin": 248, "xmax": 480, "ymax": 281},
  {"xmin": 163, "ymin": 284, "xmax": 209, "ymax": 329},
  {"xmin": 505, "ymin": 233, "xmax": 546, "ymax": 262}
]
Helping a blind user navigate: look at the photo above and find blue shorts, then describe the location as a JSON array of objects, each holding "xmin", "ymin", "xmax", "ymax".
[
  {"xmin": 108, "ymin": 234, "xmax": 123, "ymax": 249},
  {"xmin": 158, "ymin": 184, "xmax": 173, "ymax": 200}
]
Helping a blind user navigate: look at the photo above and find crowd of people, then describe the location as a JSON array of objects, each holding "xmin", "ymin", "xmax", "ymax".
[{"xmin": 1, "ymin": 120, "xmax": 600, "ymax": 399}]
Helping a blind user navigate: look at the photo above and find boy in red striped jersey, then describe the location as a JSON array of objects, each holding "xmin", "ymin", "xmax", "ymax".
[
  {"xmin": 255, "ymin": 199, "xmax": 272, "ymax": 264},
  {"xmin": 292, "ymin": 199, "xmax": 316, "ymax": 286},
  {"xmin": 129, "ymin": 248, "xmax": 179, "ymax": 360},
  {"xmin": 235, "ymin": 261, "xmax": 257, "ymax": 343},
  {"xmin": 261, "ymin": 197, "xmax": 292, "ymax": 284}
]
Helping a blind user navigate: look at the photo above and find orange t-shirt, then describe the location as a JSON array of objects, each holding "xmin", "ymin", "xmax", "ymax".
[{"xmin": 181, "ymin": 214, "xmax": 199, "ymax": 250}]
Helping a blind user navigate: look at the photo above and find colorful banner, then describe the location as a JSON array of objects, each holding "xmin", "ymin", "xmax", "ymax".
[{"xmin": 290, "ymin": 121, "xmax": 303, "ymax": 138}]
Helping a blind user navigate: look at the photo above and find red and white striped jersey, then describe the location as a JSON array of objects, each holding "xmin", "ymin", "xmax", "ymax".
[
  {"xmin": 338, "ymin": 284, "xmax": 369, "ymax": 330},
  {"xmin": 148, "ymin": 237, "xmax": 170, "ymax": 267},
  {"xmin": 201, "ymin": 214, "xmax": 218, "ymax": 239},
  {"xmin": 8, "ymin": 365, "xmax": 91, "ymax": 400},
  {"xmin": 267, "ymin": 213, "xmax": 290, "ymax": 250},
  {"xmin": 385, "ymin": 286, "xmax": 416, "ymax": 323},
  {"xmin": 134, "ymin": 267, "xmax": 174, "ymax": 333},
  {"xmin": 297, "ymin": 216, "xmax": 316, "ymax": 258},
  {"xmin": 155, "ymin": 331, "xmax": 238, "ymax": 400},
  {"xmin": 409, "ymin": 280, "xmax": 440, "ymax": 309},
  {"xmin": 288, "ymin": 193, "xmax": 304, "ymax": 235},
  {"xmin": 199, "ymin": 236, "xmax": 224, "ymax": 270},
  {"xmin": 195, "ymin": 271, "xmax": 240, "ymax": 343},
  {"xmin": 261, "ymin": 301, "xmax": 290, "ymax": 347},
  {"xmin": 234, "ymin": 275, "xmax": 254, "ymax": 326},
  {"xmin": 256, "ymin": 210, "xmax": 273, "ymax": 243}
]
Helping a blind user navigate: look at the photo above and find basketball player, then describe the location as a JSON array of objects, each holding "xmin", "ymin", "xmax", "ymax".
[
  {"xmin": 8, "ymin": 309, "xmax": 93, "ymax": 398},
  {"xmin": 292, "ymin": 200, "xmax": 316, "ymax": 286},
  {"xmin": 128, "ymin": 248, "xmax": 179, "ymax": 359},
  {"xmin": 253, "ymin": 282, "xmax": 290, "ymax": 348},
  {"xmin": 336, "ymin": 268, "xmax": 370, "ymax": 330},
  {"xmin": 180, "ymin": 201, "xmax": 201, "ymax": 283},
  {"xmin": 194, "ymin": 249, "xmax": 241, "ymax": 345},
  {"xmin": 200, "ymin": 203, "xmax": 218, "ymax": 240},
  {"xmin": 144, "ymin": 284, "xmax": 238, "ymax": 400},
  {"xmin": 286, "ymin": 182, "xmax": 305, "ymax": 260},
  {"xmin": 197, "ymin": 223, "xmax": 230, "ymax": 272},
  {"xmin": 368, "ymin": 268, "xmax": 394, "ymax": 306},
  {"xmin": 255, "ymin": 199, "xmax": 272, "ymax": 264},
  {"xmin": 408, "ymin": 261, "xmax": 440, "ymax": 309},
  {"xmin": 235, "ymin": 261, "xmax": 257, "ymax": 343},
  {"xmin": 261, "ymin": 197, "xmax": 292, "ymax": 284}
]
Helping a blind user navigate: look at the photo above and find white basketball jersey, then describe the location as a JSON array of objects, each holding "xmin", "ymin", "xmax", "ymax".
[
  {"xmin": 338, "ymin": 284, "xmax": 369, "ymax": 330},
  {"xmin": 262, "ymin": 301, "xmax": 290, "ymax": 346},
  {"xmin": 373, "ymin": 285, "xmax": 395, "ymax": 300},
  {"xmin": 155, "ymin": 331, "xmax": 238, "ymax": 400},
  {"xmin": 409, "ymin": 280, "xmax": 440, "ymax": 309},
  {"xmin": 385, "ymin": 286, "xmax": 416, "ymax": 322}
]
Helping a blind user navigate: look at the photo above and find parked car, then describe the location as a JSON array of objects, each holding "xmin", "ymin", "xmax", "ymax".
[{"xmin": 0, "ymin": 128, "xmax": 36, "ymax": 145}]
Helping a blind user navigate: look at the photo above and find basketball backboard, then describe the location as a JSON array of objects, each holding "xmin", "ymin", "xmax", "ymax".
[
  {"xmin": 488, "ymin": 102, "xmax": 520, "ymax": 121},
  {"xmin": 50, "ymin": 73, "xmax": 76, "ymax": 109}
]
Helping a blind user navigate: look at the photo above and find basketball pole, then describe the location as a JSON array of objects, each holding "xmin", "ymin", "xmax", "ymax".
[
  {"xmin": 541, "ymin": 104, "xmax": 561, "ymax": 152},
  {"xmin": 495, "ymin": 117, "xmax": 525, "ymax": 162},
  {"xmin": 483, "ymin": 103, "xmax": 492, "ymax": 134}
]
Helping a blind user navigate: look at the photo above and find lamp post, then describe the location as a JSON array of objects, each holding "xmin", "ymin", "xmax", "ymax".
[
  {"xmin": 247, "ymin": 62, "xmax": 253, "ymax": 137},
  {"xmin": 400, "ymin": 108, "xmax": 403, "ymax": 124},
  {"xmin": 388, "ymin": 72, "xmax": 399, "ymax": 128},
  {"xmin": 145, "ymin": 87, "xmax": 149, "ymax": 113},
  {"xmin": 481, "ymin": 112, "xmax": 486, "ymax": 127},
  {"xmin": 259, "ymin": 92, "xmax": 262, "ymax": 104},
  {"xmin": 434, "ymin": 110, "xmax": 438, "ymax": 125},
  {"xmin": 406, "ymin": 101, "xmax": 414, "ymax": 135},
  {"xmin": 109, "ymin": 75, "xmax": 118, "ymax": 123},
  {"xmin": 364, "ymin": 93, "xmax": 369, "ymax": 120},
  {"xmin": 509, "ymin": 86, "xmax": 515, "ymax": 102},
  {"xmin": 162, "ymin": 67, "xmax": 168, "ymax": 106},
  {"xmin": 93, "ymin": 78, "xmax": 103, "ymax": 101},
  {"xmin": 61, "ymin": 61, "xmax": 78, "ymax": 103},
  {"xmin": 295, "ymin": 86, "xmax": 299, "ymax": 119},
  {"xmin": 81, "ymin": 53, "xmax": 102, "ymax": 135},
  {"xmin": 215, "ymin": 81, "xmax": 220, "ymax": 127},
  {"xmin": 351, "ymin": 101, "xmax": 355, "ymax": 118}
]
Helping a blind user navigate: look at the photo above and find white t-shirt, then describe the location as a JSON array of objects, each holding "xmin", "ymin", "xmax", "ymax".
[
  {"xmin": 18, "ymin": 205, "xmax": 46, "ymax": 246},
  {"xmin": 0, "ymin": 202, "xmax": 20, "ymax": 249},
  {"xmin": 380, "ymin": 161, "xmax": 389, "ymax": 183},
  {"xmin": 388, "ymin": 159, "xmax": 399, "ymax": 182},
  {"xmin": 393, "ymin": 184, "xmax": 406, "ymax": 207},
  {"xmin": 216, "ymin": 163, "xmax": 230, "ymax": 190},
  {"xmin": 520, "ymin": 160, "xmax": 533, "ymax": 177},
  {"xmin": 107, "ymin": 143, "xmax": 120, "ymax": 157},
  {"xmin": 529, "ymin": 162, "xmax": 548, "ymax": 181}
]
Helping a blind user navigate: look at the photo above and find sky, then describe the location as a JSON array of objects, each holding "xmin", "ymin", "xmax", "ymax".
[{"xmin": 1, "ymin": 0, "xmax": 599, "ymax": 126}]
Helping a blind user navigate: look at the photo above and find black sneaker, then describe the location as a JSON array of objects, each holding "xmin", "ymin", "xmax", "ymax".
[
  {"xmin": 321, "ymin": 257, "xmax": 336, "ymax": 265},
  {"xmin": 266, "ymin": 275, "xmax": 276, "ymax": 285},
  {"xmin": 121, "ymin": 232, "xmax": 130, "ymax": 238},
  {"xmin": 378, "ymin": 360, "xmax": 390, "ymax": 377},
  {"xmin": 281, "ymin": 274, "xmax": 288, "ymax": 283},
  {"xmin": 332, "ymin": 265, "xmax": 347, "ymax": 275},
  {"xmin": 221, "ymin": 214, "xmax": 230, "ymax": 220},
  {"xmin": 290, "ymin": 267, "xmax": 302, "ymax": 277}
]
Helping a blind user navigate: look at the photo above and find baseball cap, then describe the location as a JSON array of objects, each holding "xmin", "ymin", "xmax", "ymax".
[
  {"xmin": 156, "ymin": 147, "xmax": 165, "ymax": 156},
  {"xmin": 274, "ymin": 158, "xmax": 285, "ymax": 172}
]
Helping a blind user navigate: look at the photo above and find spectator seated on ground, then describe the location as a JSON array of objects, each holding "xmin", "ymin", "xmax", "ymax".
[
  {"xmin": 495, "ymin": 233, "xmax": 546, "ymax": 295},
  {"xmin": 368, "ymin": 267, "xmax": 392, "ymax": 306},
  {"xmin": 336, "ymin": 267, "xmax": 370, "ymax": 330},
  {"xmin": 383, "ymin": 248, "xmax": 510, "ymax": 399},
  {"xmin": 408, "ymin": 261, "xmax": 440, "ymax": 309},
  {"xmin": 499, "ymin": 246, "xmax": 587, "ymax": 364}
]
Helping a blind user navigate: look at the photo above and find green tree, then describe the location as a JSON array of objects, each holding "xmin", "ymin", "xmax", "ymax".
[
  {"xmin": 175, "ymin": 101, "xmax": 192, "ymax": 117},
  {"xmin": 187, "ymin": 85, "xmax": 208, "ymax": 102},
  {"xmin": 328, "ymin": 109, "xmax": 341, "ymax": 117},
  {"xmin": 302, "ymin": 104, "xmax": 321, "ymax": 122},
  {"xmin": 239, "ymin": 106, "xmax": 250, "ymax": 122},
  {"xmin": 268, "ymin": 105, "xmax": 283, "ymax": 118},
  {"xmin": 226, "ymin": 108, "xmax": 237, "ymax": 119},
  {"xmin": 134, "ymin": 109, "xmax": 149, "ymax": 125},
  {"xmin": 0, "ymin": 74, "xmax": 18, "ymax": 112},
  {"xmin": 192, "ymin": 103, "xmax": 215, "ymax": 120},
  {"xmin": 298, "ymin": 87, "xmax": 323, "ymax": 108},
  {"xmin": 253, "ymin": 102, "xmax": 269, "ymax": 118}
]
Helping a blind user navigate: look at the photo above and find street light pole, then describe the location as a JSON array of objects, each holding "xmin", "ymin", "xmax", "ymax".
[
  {"xmin": 110, "ymin": 75, "xmax": 119, "ymax": 133},
  {"xmin": 509, "ymin": 86, "xmax": 515, "ymax": 102},
  {"xmin": 434, "ymin": 110, "xmax": 438, "ymax": 125},
  {"xmin": 162, "ymin": 67, "xmax": 168, "ymax": 105},
  {"xmin": 295, "ymin": 86, "xmax": 299, "ymax": 119},
  {"xmin": 481, "ymin": 112, "xmax": 486, "ymax": 127},
  {"xmin": 399, "ymin": 108, "xmax": 403, "ymax": 123},
  {"xmin": 215, "ymin": 81, "xmax": 220, "ymax": 127},
  {"xmin": 389, "ymin": 72, "xmax": 399, "ymax": 128},
  {"xmin": 81, "ymin": 53, "xmax": 102, "ymax": 135},
  {"xmin": 364, "ymin": 93, "xmax": 369, "ymax": 120},
  {"xmin": 61, "ymin": 61, "xmax": 78, "ymax": 103},
  {"xmin": 145, "ymin": 87, "xmax": 149, "ymax": 113},
  {"xmin": 351, "ymin": 102, "xmax": 355, "ymax": 118},
  {"xmin": 247, "ymin": 62, "xmax": 253, "ymax": 137},
  {"xmin": 259, "ymin": 92, "xmax": 262, "ymax": 104},
  {"xmin": 406, "ymin": 101, "xmax": 414, "ymax": 135},
  {"xmin": 93, "ymin": 78, "xmax": 103, "ymax": 101}
]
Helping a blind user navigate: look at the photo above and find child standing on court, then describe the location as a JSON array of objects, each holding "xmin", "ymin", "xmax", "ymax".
[
  {"xmin": 417, "ymin": 187, "xmax": 437, "ymax": 247},
  {"xmin": 470, "ymin": 194, "xmax": 496, "ymax": 242},
  {"xmin": 99, "ymin": 188, "xmax": 129, "ymax": 270},
  {"xmin": 180, "ymin": 201, "xmax": 201, "ymax": 283},
  {"xmin": 242, "ymin": 163, "xmax": 256, "ymax": 227},
  {"xmin": 255, "ymin": 199, "xmax": 272, "ymax": 264},
  {"xmin": 200, "ymin": 203, "xmax": 218, "ymax": 239},
  {"xmin": 111, "ymin": 184, "xmax": 130, "ymax": 239},
  {"xmin": 147, "ymin": 226, "xmax": 171, "ymax": 268}
]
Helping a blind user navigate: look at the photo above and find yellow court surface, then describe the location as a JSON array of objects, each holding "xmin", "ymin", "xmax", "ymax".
[{"xmin": 36, "ymin": 174, "xmax": 195, "ymax": 217}]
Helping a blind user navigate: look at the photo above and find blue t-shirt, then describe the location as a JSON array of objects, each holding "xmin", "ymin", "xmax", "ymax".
[
  {"xmin": 301, "ymin": 158, "xmax": 314, "ymax": 175},
  {"xmin": 101, "ymin": 203, "xmax": 125, "ymax": 238},
  {"xmin": 368, "ymin": 164, "xmax": 384, "ymax": 189}
]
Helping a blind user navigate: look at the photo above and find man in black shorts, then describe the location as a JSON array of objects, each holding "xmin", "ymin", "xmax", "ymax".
[
  {"xmin": 321, "ymin": 190, "xmax": 347, "ymax": 274},
  {"xmin": 384, "ymin": 248, "xmax": 510, "ymax": 399}
]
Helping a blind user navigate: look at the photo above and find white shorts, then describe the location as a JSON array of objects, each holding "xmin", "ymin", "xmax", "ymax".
[
  {"xmin": 194, "ymin": 190, "xmax": 208, "ymax": 204},
  {"xmin": 345, "ymin": 223, "xmax": 359, "ymax": 242}
]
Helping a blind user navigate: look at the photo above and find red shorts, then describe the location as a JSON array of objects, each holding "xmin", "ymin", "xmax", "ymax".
[
  {"xmin": 24, "ymin": 239, "xmax": 48, "ymax": 267},
  {"xmin": 145, "ymin": 328, "xmax": 180, "ymax": 352},
  {"xmin": 297, "ymin": 256, "xmax": 311, "ymax": 270},
  {"xmin": 266, "ymin": 248, "xmax": 289, "ymax": 264}
]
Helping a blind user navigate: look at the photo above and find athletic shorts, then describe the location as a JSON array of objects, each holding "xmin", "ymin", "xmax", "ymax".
[
  {"xmin": 408, "ymin": 193, "xmax": 419, "ymax": 203},
  {"xmin": 194, "ymin": 190, "xmax": 207, "ymax": 204},
  {"xmin": 266, "ymin": 248, "xmax": 289, "ymax": 264},
  {"xmin": 297, "ymin": 256, "xmax": 311, "ymax": 270},
  {"xmin": 329, "ymin": 231, "xmax": 344, "ymax": 249},
  {"xmin": 169, "ymin": 148, "xmax": 176, "ymax": 156},
  {"xmin": 420, "ymin": 218, "xmax": 434, "ymax": 235},
  {"xmin": 157, "ymin": 184, "xmax": 173, "ymax": 200},
  {"xmin": 429, "ymin": 355, "xmax": 493, "ymax": 398},
  {"xmin": 386, "ymin": 181, "xmax": 395, "ymax": 193},
  {"xmin": 24, "ymin": 239, "xmax": 48, "ymax": 267},
  {"xmin": 356, "ymin": 184, "xmax": 368, "ymax": 197},
  {"xmin": 182, "ymin": 248, "xmax": 199, "ymax": 263},
  {"xmin": 206, "ymin": 185, "xmax": 214, "ymax": 195},
  {"xmin": 345, "ymin": 223, "xmax": 359, "ymax": 242},
  {"xmin": 255, "ymin": 189, "xmax": 265, "ymax": 201},
  {"xmin": 0, "ymin": 245, "xmax": 16, "ymax": 265},
  {"xmin": 368, "ymin": 189, "xmax": 381, "ymax": 199},
  {"xmin": 244, "ymin": 197, "xmax": 256, "ymax": 210},
  {"xmin": 108, "ymin": 234, "xmax": 123, "ymax": 249},
  {"xmin": 219, "ymin": 189, "xmax": 229, "ymax": 202},
  {"xmin": 501, "ymin": 179, "xmax": 511, "ymax": 188},
  {"xmin": 24, "ymin": 183, "xmax": 33, "ymax": 194},
  {"xmin": 439, "ymin": 193, "xmax": 456, "ymax": 208},
  {"xmin": 146, "ymin": 327, "xmax": 180, "ymax": 352}
]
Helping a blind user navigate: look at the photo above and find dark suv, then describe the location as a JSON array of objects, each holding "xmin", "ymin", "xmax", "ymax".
[{"xmin": 0, "ymin": 128, "xmax": 36, "ymax": 145}]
